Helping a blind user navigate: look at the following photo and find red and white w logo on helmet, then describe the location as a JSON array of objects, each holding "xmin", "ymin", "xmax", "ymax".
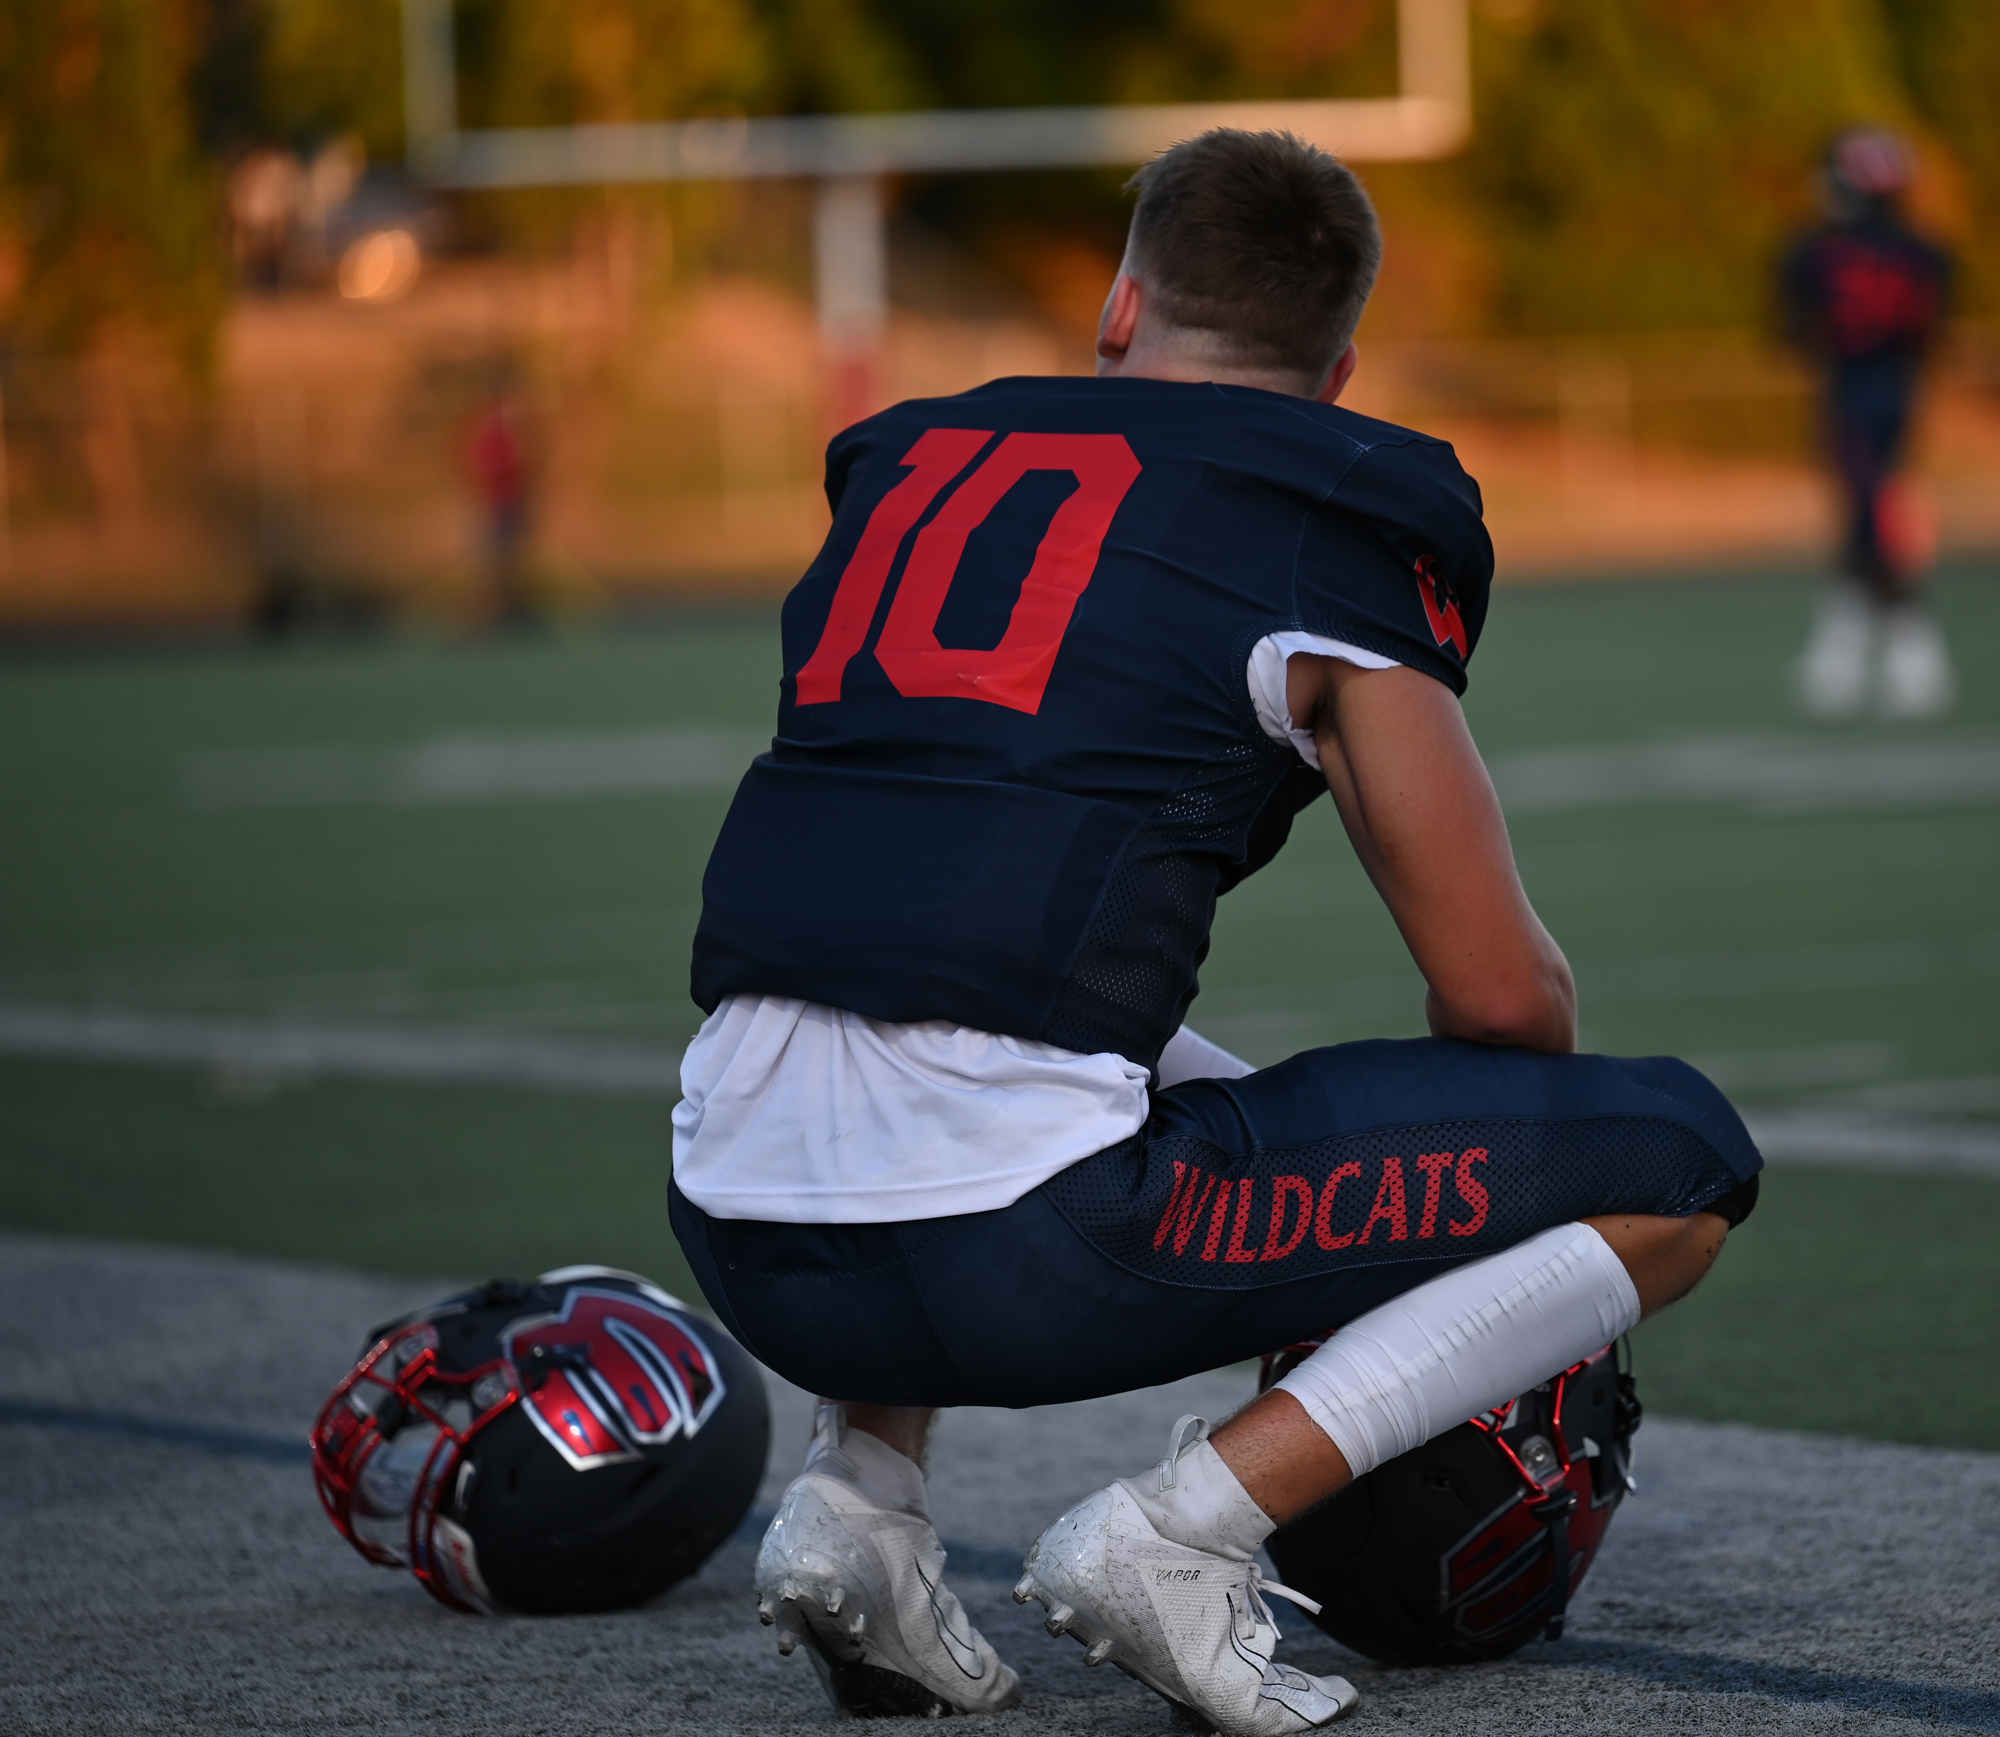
[
  {"xmin": 505, "ymin": 1286, "xmax": 729, "ymax": 1471},
  {"xmin": 310, "ymin": 1266, "xmax": 766, "ymax": 1617}
]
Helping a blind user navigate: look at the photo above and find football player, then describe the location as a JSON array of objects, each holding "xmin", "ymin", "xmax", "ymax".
[
  {"xmin": 1784, "ymin": 126, "xmax": 1955, "ymax": 717},
  {"xmin": 670, "ymin": 130, "xmax": 1760, "ymax": 1732}
]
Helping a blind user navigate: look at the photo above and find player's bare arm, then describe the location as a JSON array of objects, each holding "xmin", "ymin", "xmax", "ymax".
[
  {"xmin": 1296, "ymin": 660, "xmax": 1734, "ymax": 1325},
  {"xmin": 1207, "ymin": 661, "xmax": 1729, "ymax": 1525},
  {"xmin": 1292, "ymin": 654, "xmax": 1576, "ymax": 1054}
]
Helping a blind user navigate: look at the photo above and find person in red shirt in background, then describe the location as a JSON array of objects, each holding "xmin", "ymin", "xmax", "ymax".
[
  {"xmin": 464, "ymin": 368, "xmax": 537, "ymax": 628},
  {"xmin": 1782, "ymin": 126, "xmax": 1954, "ymax": 718}
]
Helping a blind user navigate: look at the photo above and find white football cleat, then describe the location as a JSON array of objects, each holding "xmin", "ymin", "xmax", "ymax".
[
  {"xmin": 1797, "ymin": 581, "xmax": 1874, "ymax": 718},
  {"xmin": 1016, "ymin": 1421, "xmax": 1358, "ymax": 1735},
  {"xmin": 1879, "ymin": 603, "xmax": 1955, "ymax": 719},
  {"xmin": 754, "ymin": 1405, "xmax": 1021, "ymax": 1718}
]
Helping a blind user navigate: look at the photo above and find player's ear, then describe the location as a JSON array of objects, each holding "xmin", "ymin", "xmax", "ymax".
[
  {"xmin": 1316, "ymin": 343, "xmax": 1359, "ymax": 404},
  {"xmin": 1096, "ymin": 273, "xmax": 1143, "ymax": 370}
]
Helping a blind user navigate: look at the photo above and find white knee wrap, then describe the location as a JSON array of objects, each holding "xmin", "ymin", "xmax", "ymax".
[{"xmin": 1274, "ymin": 1222, "xmax": 1642, "ymax": 1480}]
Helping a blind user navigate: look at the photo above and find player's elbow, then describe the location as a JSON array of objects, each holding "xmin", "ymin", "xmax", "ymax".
[{"xmin": 1430, "ymin": 959, "xmax": 1576, "ymax": 1054}]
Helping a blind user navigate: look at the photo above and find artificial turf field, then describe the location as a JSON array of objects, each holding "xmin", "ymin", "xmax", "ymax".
[{"xmin": 1, "ymin": 566, "xmax": 1996, "ymax": 1449}]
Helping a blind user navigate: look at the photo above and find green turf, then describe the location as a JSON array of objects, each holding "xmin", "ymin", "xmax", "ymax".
[
  {"xmin": 1631, "ymin": 1165, "xmax": 2000, "ymax": 1452},
  {"xmin": 0, "ymin": 627, "xmax": 778, "ymax": 1041},
  {"xmin": 2, "ymin": 568, "xmax": 1997, "ymax": 1447},
  {"xmin": 0, "ymin": 1055, "xmax": 703, "ymax": 1302},
  {"xmin": 1200, "ymin": 566, "xmax": 2000, "ymax": 1069}
]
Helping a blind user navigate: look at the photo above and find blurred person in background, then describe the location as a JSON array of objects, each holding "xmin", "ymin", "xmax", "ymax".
[
  {"xmin": 1783, "ymin": 126, "xmax": 1955, "ymax": 719},
  {"xmin": 463, "ymin": 363, "xmax": 539, "ymax": 629},
  {"xmin": 227, "ymin": 146, "xmax": 304, "ymax": 293}
]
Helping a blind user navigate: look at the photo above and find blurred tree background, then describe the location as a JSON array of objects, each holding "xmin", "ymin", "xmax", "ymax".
[
  {"xmin": 3, "ymin": 0, "xmax": 1997, "ymax": 371},
  {"xmin": 0, "ymin": 1, "xmax": 223, "ymax": 371},
  {"xmin": 0, "ymin": 0, "xmax": 1992, "ymax": 544}
]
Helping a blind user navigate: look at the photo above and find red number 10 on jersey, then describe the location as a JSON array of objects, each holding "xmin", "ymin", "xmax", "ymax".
[{"xmin": 795, "ymin": 427, "xmax": 1143, "ymax": 716}]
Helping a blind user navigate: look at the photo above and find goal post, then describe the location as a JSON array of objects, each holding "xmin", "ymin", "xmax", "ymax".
[{"xmin": 396, "ymin": 0, "xmax": 1471, "ymax": 405}]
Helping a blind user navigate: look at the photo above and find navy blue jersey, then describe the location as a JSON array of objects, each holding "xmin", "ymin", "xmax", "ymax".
[
  {"xmin": 1782, "ymin": 217, "xmax": 1950, "ymax": 365},
  {"xmin": 692, "ymin": 375, "xmax": 1493, "ymax": 1066}
]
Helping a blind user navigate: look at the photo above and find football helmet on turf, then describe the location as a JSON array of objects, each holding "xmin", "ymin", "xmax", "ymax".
[
  {"xmin": 1256, "ymin": 1340, "xmax": 1640, "ymax": 1665},
  {"xmin": 312, "ymin": 1265, "xmax": 768, "ymax": 1613}
]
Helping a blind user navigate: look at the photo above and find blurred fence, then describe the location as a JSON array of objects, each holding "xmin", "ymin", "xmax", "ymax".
[
  {"xmin": 1, "ymin": 269, "xmax": 1996, "ymax": 629},
  {"xmin": 1359, "ymin": 324, "xmax": 2000, "ymax": 458},
  {"xmin": 1342, "ymin": 324, "xmax": 2000, "ymax": 576}
]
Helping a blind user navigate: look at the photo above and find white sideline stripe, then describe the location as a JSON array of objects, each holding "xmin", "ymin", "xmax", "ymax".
[
  {"xmin": 1829, "ymin": 1075, "xmax": 2000, "ymax": 1116},
  {"xmin": 1489, "ymin": 733, "xmax": 2000, "ymax": 815},
  {"xmin": 0, "ymin": 1004, "xmax": 684, "ymax": 1096},
  {"xmin": 1581, "ymin": 931, "xmax": 2000, "ymax": 1005},
  {"xmin": 178, "ymin": 729, "xmax": 2000, "ymax": 814},
  {"xmin": 1746, "ymin": 1111, "xmax": 2000, "ymax": 1180},
  {"xmin": 1196, "ymin": 935, "xmax": 2000, "ymax": 1052},
  {"xmin": 3, "ymin": 1002, "xmax": 1995, "ymax": 1180},
  {"xmin": 1684, "ymin": 1041, "xmax": 1900, "ymax": 1095},
  {"xmin": 180, "ymin": 726, "xmax": 770, "ymax": 809}
]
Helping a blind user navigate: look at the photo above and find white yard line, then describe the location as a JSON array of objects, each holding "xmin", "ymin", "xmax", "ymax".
[
  {"xmin": 180, "ymin": 725, "xmax": 770, "ymax": 809},
  {"xmin": 1489, "ymin": 732, "xmax": 2000, "ymax": 816},
  {"xmin": 1744, "ymin": 1110, "xmax": 2000, "ymax": 1179},
  {"xmin": 1682, "ymin": 1041, "xmax": 1900, "ymax": 1094},
  {"xmin": 1580, "ymin": 931, "xmax": 2000, "ymax": 1004},
  {"xmin": 3, "ymin": 1001, "xmax": 1995, "ymax": 1181},
  {"xmin": 1195, "ymin": 933, "xmax": 2000, "ymax": 1055},
  {"xmin": 177, "ymin": 728, "xmax": 2000, "ymax": 814},
  {"xmin": 0, "ymin": 1003, "xmax": 683, "ymax": 1096}
]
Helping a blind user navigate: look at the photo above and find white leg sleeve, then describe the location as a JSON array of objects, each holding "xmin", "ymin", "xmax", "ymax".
[{"xmin": 1274, "ymin": 1223, "xmax": 1642, "ymax": 1479}]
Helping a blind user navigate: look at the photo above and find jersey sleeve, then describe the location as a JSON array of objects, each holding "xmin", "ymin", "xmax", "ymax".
[
  {"xmin": 1292, "ymin": 434, "xmax": 1495, "ymax": 696},
  {"xmin": 821, "ymin": 421, "xmax": 869, "ymax": 516}
]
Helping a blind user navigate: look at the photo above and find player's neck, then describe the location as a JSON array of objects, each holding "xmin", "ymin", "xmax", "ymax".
[
  {"xmin": 1094, "ymin": 266, "xmax": 1341, "ymax": 401},
  {"xmin": 1097, "ymin": 341, "xmax": 1321, "ymax": 400}
]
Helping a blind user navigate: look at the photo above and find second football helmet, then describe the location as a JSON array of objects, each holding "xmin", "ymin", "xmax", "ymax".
[
  {"xmin": 312, "ymin": 1265, "xmax": 768, "ymax": 1614},
  {"xmin": 1257, "ymin": 1340, "xmax": 1640, "ymax": 1665}
]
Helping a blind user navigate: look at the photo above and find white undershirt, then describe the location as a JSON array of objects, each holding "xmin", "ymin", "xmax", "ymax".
[{"xmin": 672, "ymin": 633, "xmax": 1398, "ymax": 1224}]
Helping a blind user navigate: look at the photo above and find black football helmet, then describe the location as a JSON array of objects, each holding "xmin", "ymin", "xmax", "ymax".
[
  {"xmin": 1257, "ymin": 1340, "xmax": 1641, "ymax": 1665},
  {"xmin": 312, "ymin": 1265, "xmax": 768, "ymax": 1614}
]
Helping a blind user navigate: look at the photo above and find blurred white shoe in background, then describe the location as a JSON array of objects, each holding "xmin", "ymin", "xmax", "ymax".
[
  {"xmin": 1879, "ymin": 603, "xmax": 1956, "ymax": 719},
  {"xmin": 1796, "ymin": 581, "xmax": 1874, "ymax": 718}
]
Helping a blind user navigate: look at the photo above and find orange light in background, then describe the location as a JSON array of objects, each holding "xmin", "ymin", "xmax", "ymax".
[{"xmin": 338, "ymin": 230, "xmax": 421, "ymax": 303}]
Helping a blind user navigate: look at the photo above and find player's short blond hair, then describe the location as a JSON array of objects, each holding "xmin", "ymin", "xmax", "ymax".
[{"xmin": 1125, "ymin": 129, "xmax": 1382, "ymax": 387}]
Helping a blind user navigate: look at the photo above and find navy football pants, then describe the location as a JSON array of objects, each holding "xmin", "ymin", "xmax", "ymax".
[
  {"xmin": 669, "ymin": 1037, "xmax": 1761, "ymax": 1409},
  {"xmin": 1828, "ymin": 355, "xmax": 1920, "ymax": 594}
]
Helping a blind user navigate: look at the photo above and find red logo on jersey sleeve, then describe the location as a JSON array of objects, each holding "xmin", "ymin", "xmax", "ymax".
[{"xmin": 1416, "ymin": 553, "xmax": 1468, "ymax": 660}]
